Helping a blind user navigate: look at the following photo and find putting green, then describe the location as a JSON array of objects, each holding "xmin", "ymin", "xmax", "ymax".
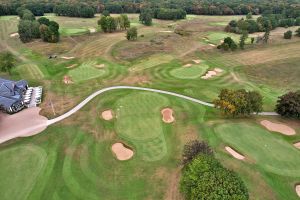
[
  {"xmin": 68, "ymin": 60, "xmax": 107, "ymax": 82},
  {"xmin": 0, "ymin": 145, "xmax": 47, "ymax": 200},
  {"xmin": 215, "ymin": 122, "xmax": 300, "ymax": 177},
  {"xmin": 170, "ymin": 64, "xmax": 209, "ymax": 79},
  {"xmin": 115, "ymin": 92, "xmax": 169, "ymax": 161},
  {"xmin": 205, "ymin": 32, "xmax": 251, "ymax": 45},
  {"xmin": 60, "ymin": 27, "xmax": 89, "ymax": 36}
]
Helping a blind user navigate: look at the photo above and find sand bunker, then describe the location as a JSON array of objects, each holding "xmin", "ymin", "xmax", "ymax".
[
  {"xmin": 201, "ymin": 68, "xmax": 223, "ymax": 79},
  {"xmin": 296, "ymin": 185, "xmax": 300, "ymax": 197},
  {"xmin": 66, "ymin": 64, "xmax": 77, "ymax": 69},
  {"xmin": 159, "ymin": 30, "xmax": 173, "ymax": 33},
  {"xmin": 95, "ymin": 64, "xmax": 105, "ymax": 68},
  {"xmin": 101, "ymin": 110, "xmax": 113, "ymax": 120},
  {"xmin": 294, "ymin": 142, "xmax": 300, "ymax": 149},
  {"xmin": 61, "ymin": 56, "xmax": 75, "ymax": 60},
  {"xmin": 225, "ymin": 146, "xmax": 245, "ymax": 160},
  {"xmin": 183, "ymin": 63, "xmax": 192, "ymax": 67},
  {"xmin": 209, "ymin": 43, "xmax": 216, "ymax": 47},
  {"xmin": 89, "ymin": 28, "xmax": 96, "ymax": 33},
  {"xmin": 63, "ymin": 75, "xmax": 73, "ymax": 84},
  {"xmin": 260, "ymin": 120, "xmax": 296, "ymax": 136},
  {"xmin": 0, "ymin": 107, "xmax": 48, "ymax": 144},
  {"xmin": 192, "ymin": 59, "xmax": 201, "ymax": 64},
  {"xmin": 161, "ymin": 108, "xmax": 175, "ymax": 123},
  {"xmin": 10, "ymin": 32, "xmax": 19, "ymax": 38},
  {"xmin": 111, "ymin": 142, "xmax": 134, "ymax": 160}
]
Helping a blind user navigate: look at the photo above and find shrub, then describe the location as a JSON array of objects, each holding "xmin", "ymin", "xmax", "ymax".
[
  {"xmin": 296, "ymin": 28, "xmax": 300, "ymax": 37},
  {"xmin": 182, "ymin": 140, "xmax": 213, "ymax": 165},
  {"xmin": 126, "ymin": 27, "xmax": 137, "ymax": 41},
  {"xmin": 218, "ymin": 37, "xmax": 237, "ymax": 51},
  {"xmin": 275, "ymin": 91, "xmax": 300, "ymax": 119},
  {"xmin": 180, "ymin": 154, "xmax": 249, "ymax": 200},
  {"xmin": 283, "ymin": 30, "xmax": 292, "ymax": 39}
]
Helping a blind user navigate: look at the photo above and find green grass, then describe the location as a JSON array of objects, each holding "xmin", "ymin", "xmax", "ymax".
[
  {"xmin": 170, "ymin": 64, "xmax": 209, "ymax": 79},
  {"xmin": 68, "ymin": 60, "xmax": 108, "ymax": 82},
  {"xmin": 204, "ymin": 32, "xmax": 251, "ymax": 45},
  {"xmin": 0, "ymin": 145, "xmax": 47, "ymax": 200},
  {"xmin": 215, "ymin": 122, "xmax": 300, "ymax": 176},
  {"xmin": 130, "ymin": 54, "xmax": 174, "ymax": 71},
  {"xmin": 0, "ymin": 16, "xmax": 18, "ymax": 21},
  {"xmin": 209, "ymin": 21, "xmax": 228, "ymax": 26},
  {"xmin": 115, "ymin": 92, "xmax": 170, "ymax": 161},
  {"xmin": 60, "ymin": 27, "xmax": 90, "ymax": 36}
]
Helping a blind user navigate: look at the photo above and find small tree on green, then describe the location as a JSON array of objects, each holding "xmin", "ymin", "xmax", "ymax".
[
  {"xmin": 126, "ymin": 27, "xmax": 137, "ymax": 41},
  {"xmin": 0, "ymin": 51, "xmax": 16, "ymax": 75},
  {"xmin": 239, "ymin": 31, "xmax": 248, "ymax": 49},
  {"xmin": 283, "ymin": 30, "xmax": 292, "ymax": 39}
]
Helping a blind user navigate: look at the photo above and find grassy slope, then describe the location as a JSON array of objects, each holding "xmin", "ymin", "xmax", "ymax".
[{"xmin": 0, "ymin": 14, "xmax": 300, "ymax": 200}]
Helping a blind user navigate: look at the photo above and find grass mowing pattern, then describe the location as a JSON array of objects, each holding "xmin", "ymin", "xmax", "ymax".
[
  {"xmin": 215, "ymin": 122, "xmax": 300, "ymax": 177},
  {"xmin": 115, "ymin": 92, "xmax": 169, "ymax": 161},
  {"xmin": 68, "ymin": 60, "xmax": 107, "ymax": 82},
  {"xmin": 130, "ymin": 54, "xmax": 174, "ymax": 72},
  {"xmin": 60, "ymin": 28, "xmax": 89, "ymax": 36},
  {"xmin": 170, "ymin": 64, "xmax": 209, "ymax": 79},
  {"xmin": 0, "ymin": 145, "xmax": 47, "ymax": 200}
]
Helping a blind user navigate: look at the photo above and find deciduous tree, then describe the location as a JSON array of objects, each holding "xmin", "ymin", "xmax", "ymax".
[
  {"xmin": 0, "ymin": 51, "xmax": 16, "ymax": 75},
  {"xmin": 276, "ymin": 91, "xmax": 300, "ymax": 119}
]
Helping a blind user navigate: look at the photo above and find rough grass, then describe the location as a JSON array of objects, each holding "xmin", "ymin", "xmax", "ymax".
[
  {"xmin": 130, "ymin": 54, "xmax": 174, "ymax": 71},
  {"xmin": 0, "ymin": 145, "xmax": 47, "ymax": 200},
  {"xmin": 115, "ymin": 92, "xmax": 169, "ymax": 161}
]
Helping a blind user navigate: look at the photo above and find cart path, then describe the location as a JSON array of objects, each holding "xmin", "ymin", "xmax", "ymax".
[{"xmin": 47, "ymin": 85, "xmax": 278, "ymax": 125}]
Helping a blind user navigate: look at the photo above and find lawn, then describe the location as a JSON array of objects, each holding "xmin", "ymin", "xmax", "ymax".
[
  {"xmin": 0, "ymin": 13, "xmax": 300, "ymax": 200},
  {"xmin": 170, "ymin": 64, "xmax": 209, "ymax": 79},
  {"xmin": 115, "ymin": 92, "xmax": 170, "ymax": 161},
  {"xmin": 68, "ymin": 60, "xmax": 108, "ymax": 82}
]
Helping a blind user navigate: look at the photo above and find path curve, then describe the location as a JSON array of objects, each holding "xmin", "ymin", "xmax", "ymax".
[{"xmin": 47, "ymin": 85, "xmax": 278, "ymax": 125}]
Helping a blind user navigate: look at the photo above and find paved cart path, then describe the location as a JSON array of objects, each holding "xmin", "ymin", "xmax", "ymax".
[{"xmin": 47, "ymin": 85, "xmax": 278, "ymax": 125}]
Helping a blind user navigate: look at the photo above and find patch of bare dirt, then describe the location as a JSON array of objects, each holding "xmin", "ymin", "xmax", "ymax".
[
  {"xmin": 260, "ymin": 120, "xmax": 296, "ymax": 135},
  {"xmin": 101, "ymin": 110, "xmax": 113, "ymax": 120},
  {"xmin": 225, "ymin": 146, "xmax": 245, "ymax": 160},
  {"xmin": 111, "ymin": 142, "xmax": 134, "ymax": 160},
  {"xmin": 120, "ymin": 74, "xmax": 151, "ymax": 85},
  {"xmin": 183, "ymin": 63, "xmax": 192, "ymax": 67},
  {"xmin": 296, "ymin": 185, "xmax": 300, "ymax": 197},
  {"xmin": 66, "ymin": 64, "xmax": 77, "ymax": 69},
  {"xmin": 165, "ymin": 168, "xmax": 184, "ymax": 200},
  {"xmin": 161, "ymin": 108, "xmax": 175, "ymax": 123},
  {"xmin": 201, "ymin": 68, "xmax": 223, "ymax": 79},
  {"xmin": 63, "ymin": 75, "xmax": 73, "ymax": 84}
]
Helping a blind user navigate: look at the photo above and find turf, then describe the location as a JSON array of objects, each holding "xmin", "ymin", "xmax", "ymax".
[
  {"xmin": 130, "ymin": 54, "xmax": 174, "ymax": 71},
  {"xmin": 60, "ymin": 27, "xmax": 89, "ymax": 36},
  {"xmin": 215, "ymin": 122, "xmax": 300, "ymax": 177},
  {"xmin": 0, "ymin": 145, "xmax": 47, "ymax": 200},
  {"xmin": 170, "ymin": 64, "xmax": 209, "ymax": 79},
  {"xmin": 68, "ymin": 60, "xmax": 108, "ymax": 82},
  {"xmin": 115, "ymin": 92, "xmax": 170, "ymax": 161}
]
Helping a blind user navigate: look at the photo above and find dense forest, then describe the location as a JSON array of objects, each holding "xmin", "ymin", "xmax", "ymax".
[{"xmin": 0, "ymin": 0, "xmax": 300, "ymax": 17}]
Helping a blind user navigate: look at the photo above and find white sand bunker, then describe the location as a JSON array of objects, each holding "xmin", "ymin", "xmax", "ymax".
[
  {"xmin": 183, "ymin": 63, "xmax": 192, "ymax": 67},
  {"xmin": 95, "ymin": 64, "xmax": 105, "ymax": 68},
  {"xmin": 10, "ymin": 32, "xmax": 19, "ymax": 38},
  {"xmin": 201, "ymin": 68, "xmax": 223, "ymax": 79},
  {"xmin": 159, "ymin": 30, "xmax": 173, "ymax": 33},
  {"xmin": 61, "ymin": 56, "xmax": 75, "ymax": 60},
  {"xmin": 161, "ymin": 108, "xmax": 175, "ymax": 123},
  {"xmin": 89, "ymin": 28, "xmax": 96, "ymax": 33},
  {"xmin": 101, "ymin": 110, "xmax": 113, "ymax": 120},
  {"xmin": 63, "ymin": 75, "xmax": 73, "ymax": 84},
  {"xmin": 209, "ymin": 43, "xmax": 216, "ymax": 47},
  {"xmin": 111, "ymin": 142, "xmax": 134, "ymax": 161},
  {"xmin": 294, "ymin": 142, "xmax": 300, "ymax": 149},
  {"xmin": 296, "ymin": 185, "xmax": 300, "ymax": 197},
  {"xmin": 66, "ymin": 64, "xmax": 77, "ymax": 69},
  {"xmin": 225, "ymin": 146, "xmax": 245, "ymax": 160},
  {"xmin": 260, "ymin": 120, "xmax": 296, "ymax": 136},
  {"xmin": 192, "ymin": 59, "xmax": 201, "ymax": 64}
]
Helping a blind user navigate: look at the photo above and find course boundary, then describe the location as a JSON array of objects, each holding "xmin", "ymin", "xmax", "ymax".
[{"xmin": 47, "ymin": 85, "xmax": 278, "ymax": 125}]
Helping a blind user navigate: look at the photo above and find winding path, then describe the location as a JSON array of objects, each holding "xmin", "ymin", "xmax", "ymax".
[{"xmin": 47, "ymin": 85, "xmax": 278, "ymax": 125}]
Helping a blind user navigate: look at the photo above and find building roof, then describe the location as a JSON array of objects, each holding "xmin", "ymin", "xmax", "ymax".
[{"xmin": 0, "ymin": 78, "xmax": 28, "ymax": 108}]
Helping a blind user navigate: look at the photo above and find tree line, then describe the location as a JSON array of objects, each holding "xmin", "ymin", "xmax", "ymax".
[
  {"xmin": 1, "ymin": 0, "xmax": 300, "ymax": 18},
  {"xmin": 180, "ymin": 140, "xmax": 249, "ymax": 199},
  {"xmin": 17, "ymin": 8, "xmax": 59, "ymax": 43},
  {"xmin": 98, "ymin": 13, "xmax": 130, "ymax": 33}
]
